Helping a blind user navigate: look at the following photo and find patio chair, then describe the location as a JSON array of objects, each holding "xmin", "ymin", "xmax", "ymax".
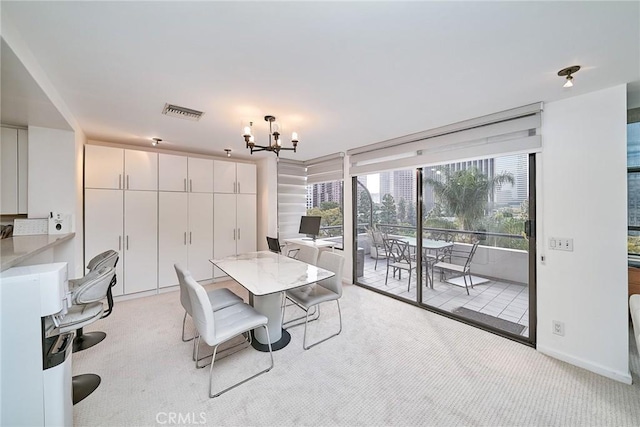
[
  {"xmin": 368, "ymin": 229, "xmax": 387, "ymax": 270},
  {"xmin": 433, "ymin": 241, "xmax": 480, "ymax": 295},
  {"xmin": 383, "ymin": 237, "xmax": 416, "ymax": 291}
]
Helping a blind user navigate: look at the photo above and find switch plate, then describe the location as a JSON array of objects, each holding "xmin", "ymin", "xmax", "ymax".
[{"xmin": 549, "ymin": 237, "xmax": 573, "ymax": 251}]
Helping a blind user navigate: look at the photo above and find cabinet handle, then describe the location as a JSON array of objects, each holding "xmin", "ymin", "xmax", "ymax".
[
  {"xmin": 233, "ymin": 182, "xmax": 236, "ymax": 193},
  {"xmin": 190, "ymin": 179, "xmax": 193, "ymax": 192},
  {"xmin": 126, "ymin": 175, "xmax": 130, "ymax": 189},
  {"xmin": 126, "ymin": 235, "xmax": 129, "ymax": 250},
  {"xmin": 118, "ymin": 236, "xmax": 121, "ymax": 251},
  {"xmin": 238, "ymin": 182, "xmax": 241, "ymax": 193},
  {"xmin": 184, "ymin": 232, "xmax": 187, "ymax": 245},
  {"xmin": 238, "ymin": 228, "xmax": 240, "ymax": 240},
  {"xmin": 189, "ymin": 232, "xmax": 192, "ymax": 244},
  {"xmin": 184, "ymin": 178, "xmax": 187, "ymax": 192},
  {"xmin": 233, "ymin": 229, "xmax": 236, "ymax": 241},
  {"xmin": 118, "ymin": 174, "xmax": 122, "ymax": 189}
]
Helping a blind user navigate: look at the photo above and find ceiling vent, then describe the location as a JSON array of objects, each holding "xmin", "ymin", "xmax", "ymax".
[{"xmin": 162, "ymin": 103, "xmax": 204, "ymax": 121}]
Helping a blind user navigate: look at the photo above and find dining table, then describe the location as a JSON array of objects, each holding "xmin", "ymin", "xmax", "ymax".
[
  {"xmin": 396, "ymin": 236, "xmax": 454, "ymax": 287},
  {"xmin": 210, "ymin": 251, "xmax": 334, "ymax": 351}
]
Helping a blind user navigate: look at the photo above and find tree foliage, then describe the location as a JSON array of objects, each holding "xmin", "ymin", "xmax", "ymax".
[{"xmin": 425, "ymin": 167, "xmax": 514, "ymax": 231}]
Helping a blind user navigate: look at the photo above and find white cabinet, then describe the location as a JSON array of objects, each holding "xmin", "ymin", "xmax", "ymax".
[
  {"xmin": 85, "ymin": 145, "xmax": 157, "ymax": 191},
  {"xmin": 158, "ymin": 155, "xmax": 213, "ymax": 193},
  {"xmin": 188, "ymin": 158, "xmax": 214, "ymax": 193},
  {"xmin": 213, "ymin": 161, "xmax": 256, "ymax": 194},
  {"xmin": 158, "ymin": 192, "xmax": 213, "ymax": 287},
  {"xmin": 124, "ymin": 191, "xmax": 158, "ymax": 293},
  {"xmin": 213, "ymin": 193, "xmax": 256, "ymax": 278},
  {"xmin": 188, "ymin": 193, "xmax": 214, "ymax": 280},
  {"xmin": 158, "ymin": 192, "xmax": 188, "ymax": 288},
  {"xmin": 1, "ymin": 127, "xmax": 28, "ymax": 214},
  {"xmin": 85, "ymin": 189, "xmax": 157, "ymax": 295},
  {"xmin": 84, "ymin": 189, "xmax": 124, "ymax": 296},
  {"xmin": 158, "ymin": 154, "xmax": 187, "ymax": 192}
]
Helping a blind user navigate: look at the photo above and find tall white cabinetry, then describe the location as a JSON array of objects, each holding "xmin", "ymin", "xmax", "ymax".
[
  {"xmin": 213, "ymin": 161, "xmax": 257, "ymax": 278},
  {"xmin": 1, "ymin": 127, "xmax": 28, "ymax": 214},
  {"xmin": 84, "ymin": 145, "xmax": 158, "ymax": 295},
  {"xmin": 158, "ymin": 154, "xmax": 214, "ymax": 288}
]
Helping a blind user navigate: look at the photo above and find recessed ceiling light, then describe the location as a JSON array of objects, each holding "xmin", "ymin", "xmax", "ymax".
[
  {"xmin": 152, "ymin": 137, "xmax": 162, "ymax": 146},
  {"xmin": 224, "ymin": 148, "xmax": 232, "ymax": 158}
]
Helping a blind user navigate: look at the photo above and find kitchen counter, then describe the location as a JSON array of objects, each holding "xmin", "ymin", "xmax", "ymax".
[{"xmin": 0, "ymin": 233, "xmax": 75, "ymax": 272}]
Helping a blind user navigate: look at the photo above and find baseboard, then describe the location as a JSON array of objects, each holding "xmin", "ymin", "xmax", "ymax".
[{"xmin": 537, "ymin": 344, "xmax": 633, "ymax": 384}]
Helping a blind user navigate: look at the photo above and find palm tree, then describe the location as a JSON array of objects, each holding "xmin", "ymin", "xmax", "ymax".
[{"xmin": 425, "ymin": 167, "xmax": 514, "ymax": 231}]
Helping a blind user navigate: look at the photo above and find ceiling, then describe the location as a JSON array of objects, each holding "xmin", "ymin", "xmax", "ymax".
[{"xmin": 2, "ymin": 1, "xmax": 639, "ymax": 161}]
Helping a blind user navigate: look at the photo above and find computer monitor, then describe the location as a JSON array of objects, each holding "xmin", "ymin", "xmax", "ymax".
[{"xmin": 299, "ymin": 216, "xmax": 321, "ymax": 241}]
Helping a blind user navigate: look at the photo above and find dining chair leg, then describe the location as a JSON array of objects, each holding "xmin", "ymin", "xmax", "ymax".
[
  {"xmin": 385, "ymin": 264, "xmax": 390, "ymax": 286},
  {"xmin": 208, "ymin": 325, "xmax": 274, "ymax": 398},
  {"xmin": 182, "ymin": 311, "xmax": 195, "ymax": 342},
  {"xmin": 462, "ymin": 274, "xmax": 469, "ymax": 295},
  {"xmin": 283, "ymin": 299, "xmax": 320, "ymax": 329},
  {"xmin": 469, "ymin": 272, "xmax": 474, "ymax": 290},
  {"xmin": 303, "ymin": 300, "xmax": 342, "ymax": 350}
]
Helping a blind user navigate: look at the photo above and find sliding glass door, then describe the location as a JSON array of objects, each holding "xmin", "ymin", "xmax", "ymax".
[{"xmin": 353, "ymin": 154, "xmax": 536, "ymax": 344}]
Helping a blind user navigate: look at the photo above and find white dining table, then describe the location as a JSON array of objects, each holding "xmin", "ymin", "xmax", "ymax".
[
  {"xmin": 397, "ymin": 236, "xmax": 454, "ymax": 287},
  {"xmin": 210, "ymin": 251, "xmax": 334, "ymax": 351}
]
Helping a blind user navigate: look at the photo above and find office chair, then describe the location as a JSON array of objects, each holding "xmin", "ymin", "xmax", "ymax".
[{"xmin": 184, "ymin": 273, "xmax": 274, "ymax": 398}]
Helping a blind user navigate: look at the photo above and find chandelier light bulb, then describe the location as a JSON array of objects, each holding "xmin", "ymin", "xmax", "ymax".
[
  {"xmin": 291, "ymin": 132, "xmax": 299, "ymax": 142},
  {"xmin": 242, "ymin": 126, "xmax": 252, "ymax": 137},
  {"xmin": 243, "ymin": 114, "xmax": 299, "ymax": 156}
]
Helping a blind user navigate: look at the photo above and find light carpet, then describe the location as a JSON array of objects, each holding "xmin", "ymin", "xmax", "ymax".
[{"xmin": 73, "ymin": 281, "xmax": 640, "ymax": 426}]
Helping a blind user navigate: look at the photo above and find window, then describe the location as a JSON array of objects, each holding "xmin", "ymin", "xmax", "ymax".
[
  {"xmin": 628, "ymin": 108, "xmax": 640, "ymax": 255},
  {"xmin": 306, "ymin": 180, "xmax": 343, "ymax": 249}
]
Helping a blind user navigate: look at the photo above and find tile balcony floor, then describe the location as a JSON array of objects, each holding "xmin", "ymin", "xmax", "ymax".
[{"xmin": 357, "ymin": 254, "xmax": 530, "ymax": 337}]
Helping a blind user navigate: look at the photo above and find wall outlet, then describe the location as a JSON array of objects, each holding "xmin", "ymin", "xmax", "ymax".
[
  {"xmin": 549, "ymin": 237, "xmax": 573, "ymax": 251},
  {"xmin": 552, "ymin": 320, "xmax": 565, "ymax": 336}
]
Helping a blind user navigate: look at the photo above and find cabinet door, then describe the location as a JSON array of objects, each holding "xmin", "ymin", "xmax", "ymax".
[
  {"xmin": 213, "ymin": 193, "xmax": 237, "ymax": 277},
  {"xmin": 1, "ymin": 127, "xmax": 18, "ymax": 214},
  {"xmin": 236, "ymin": 163, "xmax": 257, "ymax": 194},
  {"xmin": 17, "ymin": 129, "xmax": 28, "ymax": 214},
  {"xmin": 236, "ymin": 194, "xmax": 257, "ymax": 254},
  {"xmin": 213, "ymin": 160, "xmax": 236, "ymax": 193},
  {"xmin": 159, "ymin": 154, "xmax": 187, "ymax": 192},
  {"xmin": 124, "ymin": 191, "xmax": 158, "ymax": 293},
  {"xmin": 158, "ymin": 192, "xmax": 188, "ymax": 288},
  {"xmin": 84, "ymin": 189, "xmax": 124, "ymax": 296},
  {"xmin": 188, "ymin": 157, "xmax": 214, "ymax": 193},
  {"xmin": 124, "ymin": 150, "xmax": 158, "ymax": 191},
  {"xmin": 188, "ymin": 193, "xmax": 214, "ymax": 281},
  {"xmin": 85, "ymin": 145, "xmax": 124, "ymax": 189}
]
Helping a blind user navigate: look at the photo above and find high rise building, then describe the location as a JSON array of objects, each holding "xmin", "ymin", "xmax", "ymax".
[{"xmin": 495, "ymin": 154, "xmax": 528, "ymax": 207}]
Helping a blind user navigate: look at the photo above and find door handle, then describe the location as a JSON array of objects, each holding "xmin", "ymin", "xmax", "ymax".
[
  {"xmin": 189, "ymin": 232, "xmax": 192, "ymax": 244},
  {"xmin": 126, "ymin": 235, "xmax": 129, "ymax": 250},
  {"xmin": 190, "ymin": 179, "xmax": 193, "ymax": 192},
  {"xmin": 238, "ymin": 182, "xmax": 240, "ymax": 193},
  {"xmin": 184, "ymin": 178, "xmax": 187, "ymax": 192},
  {"xmin": 233, "ymin": 182, "xmax": 236, "ymax": 193},
  {"xmin": 118, "ymin": 236, "xmax": 121, "ymax": 251},
  {"xmin": 126, "ymin": 175, "xmax": 130, "ymax": 189},
  {"xmin": 118, "ymin": 174, "xmax": 122, "ymax": 189},
  {"xmin": 184, "ymin": 232, "xmax": 187, "ymax": 245}
]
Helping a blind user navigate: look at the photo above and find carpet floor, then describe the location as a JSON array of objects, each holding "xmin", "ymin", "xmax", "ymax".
[{"xmin": 73, "ymin": 281, "xmax": 640, "ymax": 426}]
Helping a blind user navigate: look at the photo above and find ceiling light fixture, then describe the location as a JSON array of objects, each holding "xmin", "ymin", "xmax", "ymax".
[
  {"xmin": 152, "ymin": 137, "xmax": 162, "ymax": 146},
  {"xmin": 557, "ymin": 65, "xmax": 581, "ymax": 88},
  {"xmin": 224, "ymin": 148, "xmax": 232, "ymax": 158},
  {"xmin": 243, "ymin": 115, "xmax": 298, "ymax": 157}
]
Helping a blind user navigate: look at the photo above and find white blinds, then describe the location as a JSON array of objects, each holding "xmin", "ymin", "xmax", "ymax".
[
  {"xmin": 277, "ymin": 159, "xmax": 307, "ymax": 239},
  {"xmin": 348, "ymin": 102, "xmax": 543, "ymax": 175},
  {"xmin": 305, "ymin": 153, "xmax": 344, "ymax": 184}
]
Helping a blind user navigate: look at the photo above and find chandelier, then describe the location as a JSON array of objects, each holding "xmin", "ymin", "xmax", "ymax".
[{"xmin": 243, "ymin": 115, "xmax": 298, "ymax": 156}]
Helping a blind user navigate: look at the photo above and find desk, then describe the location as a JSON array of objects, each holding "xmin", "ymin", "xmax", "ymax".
[
  {"xmin": 210, "ymin": 251, "xmax": 334, "ymax": 351},
  {"xmin": 283, "ymin": 237, "xmax": 337, "ymax": 252}
]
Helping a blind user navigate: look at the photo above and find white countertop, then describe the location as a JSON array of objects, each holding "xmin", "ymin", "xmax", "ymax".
[
  {"xmin": 0, "ymin": 233, "xmax": 75, "ymax": 271},
  {"xmin": 211, "ymin": 251, "xmax": 334, "ymax": 296}
]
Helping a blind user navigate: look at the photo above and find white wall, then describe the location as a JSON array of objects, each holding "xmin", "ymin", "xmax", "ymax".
[
  {"xmin": 537, "ymin": 85, "xmax": 630, "ymax": 383},
  {"xmin": 27, "ymin": 126, "xmax": 82, "ymax": 275},
  {"xmin": 256, "ymin": 156, "xmax": 278, "ymax": 251}
]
